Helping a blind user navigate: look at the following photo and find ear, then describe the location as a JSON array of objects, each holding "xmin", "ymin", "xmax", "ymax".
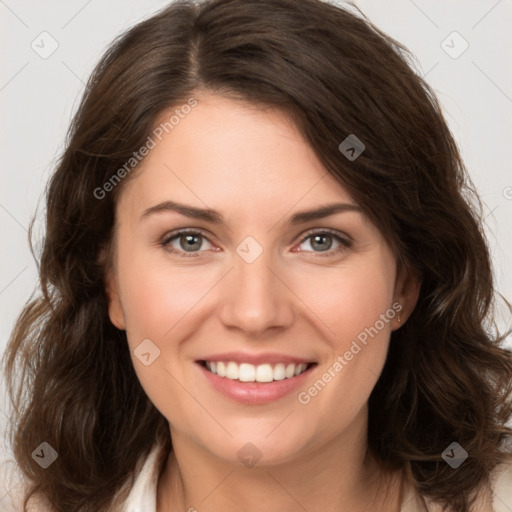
[
  {"xmin": 99, "ymin": 247, "xmax": 126, "ymax": 331},
  {"xmin": 392, "ymin": 263, "xmax": 421, "ymax": 331}
]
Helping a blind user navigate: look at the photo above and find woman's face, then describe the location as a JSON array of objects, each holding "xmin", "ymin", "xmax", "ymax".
[{"xmin": 106, "ymin": 92, "xmax": 417, "ymax": 466}]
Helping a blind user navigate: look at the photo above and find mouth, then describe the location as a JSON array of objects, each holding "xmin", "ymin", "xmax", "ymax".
[{"xmin": 198, "ymin": 360, "xmax": 317, "ymax": 383}]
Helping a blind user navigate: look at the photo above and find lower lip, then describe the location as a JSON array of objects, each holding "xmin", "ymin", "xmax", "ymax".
[{"xmin": 196, "ymin": 362, "xmax": 316, "ymax": 405}]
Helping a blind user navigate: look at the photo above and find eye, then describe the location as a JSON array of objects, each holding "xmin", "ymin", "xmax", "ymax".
[
  {"xmin": 161, "ymin": 229, "xmax": 214, "ymax": 257},
  {"xmin": 160, "ymin": 228, "xmax": 352, "ymax": 258},
  {"xmin": 295, "ymin": 228, "xmax": 352, "ymax": 256}
]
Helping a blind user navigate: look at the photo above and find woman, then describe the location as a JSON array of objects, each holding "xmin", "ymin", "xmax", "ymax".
[{"xmin": 3, "ymin": 0, "xmax": 512, "ymax": 511}]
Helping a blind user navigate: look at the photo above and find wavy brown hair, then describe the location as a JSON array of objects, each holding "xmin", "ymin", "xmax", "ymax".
[{"xmin": 3, "ymin": 0, "xmax": 512, "ymax": 511}]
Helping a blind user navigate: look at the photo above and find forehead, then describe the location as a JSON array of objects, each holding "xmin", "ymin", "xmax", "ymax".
[{"xmin": 118, "ymin": 93, "xmax": 356, "ymax": 217}]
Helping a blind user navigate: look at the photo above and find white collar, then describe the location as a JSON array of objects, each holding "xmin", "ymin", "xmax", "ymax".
[{"xmin": 122, "ymin": 442, "xmax": 163, "ymax": 512}]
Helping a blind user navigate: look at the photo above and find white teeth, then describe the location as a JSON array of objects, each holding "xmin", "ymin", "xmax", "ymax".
[
  {"xmin": 217, "ymin": 361, "xmax": 226, "ymax": 377},
  {"xmin": 273, "ymin": 363, "xmax": 286, "ymax": 381},
  {"xmin": 204, "ymin": 361, "xmax": 310, "ymax": 382},
  {"xmin": 256, "ymin": 364, "xmax": 274, "ymax": 382},
  {"xmin": 226, "ymin": 361, "xmax": 239, "ymax": 379},
  {"xmin": 239, "ymin": 363, "xmax": 255, "ymax": 382}
]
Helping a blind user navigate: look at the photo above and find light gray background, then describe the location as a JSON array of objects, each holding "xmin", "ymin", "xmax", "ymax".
[{"xmin": 1, "ymin": 0, "xmax": 511, "ymax": 508}]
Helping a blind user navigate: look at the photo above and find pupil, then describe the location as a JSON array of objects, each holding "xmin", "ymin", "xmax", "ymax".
[
  {"xmin": 182, "ymin": 234, "xmax": 201, "ymax": 251},
  {"xmin": 312, "ymin": 234, "xmax": 331, "ymax": 251}
]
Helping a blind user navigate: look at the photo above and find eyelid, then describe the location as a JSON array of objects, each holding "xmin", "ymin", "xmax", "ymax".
[
  {"xmin": 161, "ymin": 227, "xmax": 214, "ymax": 246},
  {"xmin": 298, "ymin": 227, "xmax": 353, "ymax": 245},
  {"xmin": 160, "ymin": 227, "xmax": 217, "ymax": 257}
]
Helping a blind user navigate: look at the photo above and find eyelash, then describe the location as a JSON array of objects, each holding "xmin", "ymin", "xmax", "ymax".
[{"xmin": 160, "ymin": 228, "xmax": 353, "ymax": 258}]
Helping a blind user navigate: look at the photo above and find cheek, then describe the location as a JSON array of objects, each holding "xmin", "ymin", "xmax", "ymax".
[
  {"xmin": 115, "ymin": 241, "xmax": 216, "ymax": 346},
  {"xmin": 296, "ymin": 254, "xmax": 396, "ymax": 348},
  {"xmin": 338, "ymin": 268, "xmax": 395, "ymax": 343},
  {"xmin": 303, "ymin": 253, "xmax": 396, "ymax": 406},
  {"xmin": 113, "ymin": 241, "xmax": 207, "ymax": 416},
  {"xmin": 296, "ymin": 252, "xmax": 396, "ymax": 402}
]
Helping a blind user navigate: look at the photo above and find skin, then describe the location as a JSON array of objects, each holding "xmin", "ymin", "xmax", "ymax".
[{"xmin": 106, "ymin": 92, "xmax": 420, "ymax": 511}]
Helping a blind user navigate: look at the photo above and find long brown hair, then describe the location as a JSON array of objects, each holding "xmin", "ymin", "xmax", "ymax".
[{"xmin": 3, "ymin": 1, "xmax": 512, "ymax": 511}]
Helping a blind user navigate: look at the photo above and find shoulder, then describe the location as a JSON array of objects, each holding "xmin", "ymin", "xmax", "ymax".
[
  {"xmin": 490, "ymin": 457, "xmax": 512, "ymax": 511},
  {"xmin": 2, "ymin": 483, "xmax": 57, "ymax": 512},
  {"xmin": 116, "ymin": 441, "xmax": 167, "ymax": 512},
  {"xmin": 0, "ymin": 456, "xmax": 52, "ymax": 512},
  {"xmin": 401, "ymin": 458, "xmax": 512, "ymax": 512},
  {"xmin": 1, "ymin": 442, "xmax": 167, "ymax": 512}
]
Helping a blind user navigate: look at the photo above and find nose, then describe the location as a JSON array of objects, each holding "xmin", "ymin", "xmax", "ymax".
[{"xmin": 218, "ymin": 247, "xmax": 295, "ymax": 336}]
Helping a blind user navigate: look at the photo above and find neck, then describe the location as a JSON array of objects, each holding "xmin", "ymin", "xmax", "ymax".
[{"xmin": 157, "ymin": 409, "xmax": 403, "ymax": 512}]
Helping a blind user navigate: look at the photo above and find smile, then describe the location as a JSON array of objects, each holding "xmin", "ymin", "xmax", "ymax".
[{"xmin": 201, "ymin": 360, "xmax": 313, "ymax": 382}]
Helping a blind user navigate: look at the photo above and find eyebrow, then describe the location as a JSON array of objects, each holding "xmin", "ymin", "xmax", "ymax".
[{"xmin": 140, "ymin": 200, "xmax": 362, "ymax": 224}]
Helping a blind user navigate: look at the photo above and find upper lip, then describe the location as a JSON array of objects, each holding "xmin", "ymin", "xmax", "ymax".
[{"xmin": 197, "ymin": 352, "xmax": 316, "ymax": 366}]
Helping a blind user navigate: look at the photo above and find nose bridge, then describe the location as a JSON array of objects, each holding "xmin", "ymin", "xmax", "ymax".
[{"xmin": 218, "ymin": 237, "xmax": 293, "ymax": 334}]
